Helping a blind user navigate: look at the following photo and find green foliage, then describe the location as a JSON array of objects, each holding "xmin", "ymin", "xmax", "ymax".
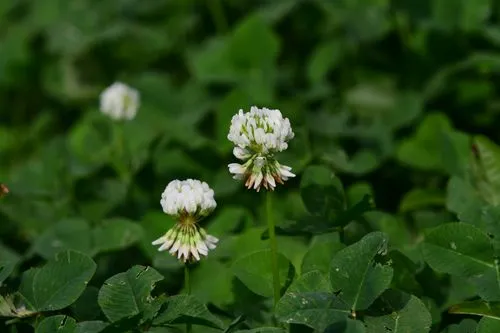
[
  {"xmin": 2, "ymin": 0, "xmax": 500, "ymax": 331},
  {"xmin": 364, "ymin": 290, "xmax": 432, "ymax": 333},
  {"xmin": 19, "ymin": 250, "xmax": 96, "ymax": 312},
  {"xmin": 97, "ymin": 266, "xmax": 163, "ymax": 323},
  {"xmin": 232, "ymin": 249, "xmax": 294, "ymax": 298}
]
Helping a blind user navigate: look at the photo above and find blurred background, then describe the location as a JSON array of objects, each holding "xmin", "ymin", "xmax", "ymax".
[{"xmin": 1, "ymin": 0, "xmax": 500, "ymax": 329}]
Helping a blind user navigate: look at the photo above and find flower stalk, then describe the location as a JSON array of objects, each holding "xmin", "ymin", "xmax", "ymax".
[
  {"xmin": 266, "ymin": 191, "xmax": 281, "ymax": 307},
  {"xmin": 185, "ymin": 264, "xmax": 192, "ymax": 333},
  {"xmin": 227, "ymin": 106, "xmax": 296, "ymax": 309}
]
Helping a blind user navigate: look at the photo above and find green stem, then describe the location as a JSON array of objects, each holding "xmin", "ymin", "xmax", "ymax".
[
  {"xmin": 113, "ymin": 123, "xmax": 132, "ymax": 186},
  {"xmin": 266, "ymin": 191, "xmax": 281, "ymax": 308},
  {"xmin": 185, "ymin": 264, "xmax": 192, "ymax": 333},
  {"xmin": 207, "ymin": 0, "xmax": 228, "ymax": 33}
]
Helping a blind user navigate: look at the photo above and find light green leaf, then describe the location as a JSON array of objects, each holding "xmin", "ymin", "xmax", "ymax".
[
  {"xmin": 228, "ymin": 14, "xmax": 280, "ymax": 68},
  {"xmin": 364, "ymin": 290, "xmax": 432, "ymax": 333},
  {"xmin": 190, "ymin": 259, "xmax": 234, "ymax": 307},
  {"xmin": 232, "ymin": 249, "xmax": 295, "ymax": 298},
  {"xmin": 33, "ymin": 218, "xmax": 93, "ymax": 259},
  {"xmin": 441, "ymin": 319, "xmax": 477, "ymax": 333},
  {"xmin": 323, "ymin": 148, "xmax": 380, "ymax": 175},
  {"xmin": 188, "ymin": 37, "xmax": 238, "ymax": 83},
  {"xmin": 68, "ymin": 112, "xmax": 114, "ymax": 176},
  {"xmin": 477, "ymin": 317, "xmax": 500, "ymax": 333},
  {"xmin": 92, "ymin": 218, "xmax": 144, "ymax": 254},
  {"xmin": 324, "ymin": 319, "xmax": 366, "ymax": 333},
  {"xmin": 307, "ymin": 41, "xmax": 344, "ymax": 83},
  {"xmin": 467, "ymin": 263, "xmax": 500, "ymax": 301},
  {"xmin": 422, "ymin": 223, "xmax": 494, "ymax": 277},
  {"xmin": 330, "ymin": 232, "xmax": 393, "ymax": 311},
  {"xmin": 153, "ymin": 295, "xmax": 223, "ymax": 329},
  {"xmin": 471, "ymin": 135, "xmax": 500, "ymax": 206},
  {"xmin": 36, "ymin": 315, "xmax": 77, "ymax": 333},
  {"xmin": 364, "ymin": 212, "xmax": 412, "ymax": 249},
  {"xmin": 235, "ymin": 329, "xmax": 285, "ymax": 333},
  {"xmin": 0, "ymin": 243, "xmax": 20, "ymax": 285},
  {"xmin": 446, "ymin": 177, "xmax": 485, "ymax": 227},
  {"xmin": 75, "ymin": 321, "xmax": 107, "ymax": 333},
  {"xmin": 432, "ymin": 0, "xmax": 491, "ymax": 32},
  {"xmin": 399, "ymin": 188, "xmax": 446, "ymax": 212},
  {"xmin": 449, "ymin": 300, "xmax": 500, "ymax": 319},
  {"xmin": 396, "ymin": 113, "xmax": 469, "ymax": 172},
  {"xmin": 19, "ymin": 250, "xmax": 96, "ymax": 311},
  {"xmin": 97, "ymin": 265, "xmax": 163, "ymax": 323}
]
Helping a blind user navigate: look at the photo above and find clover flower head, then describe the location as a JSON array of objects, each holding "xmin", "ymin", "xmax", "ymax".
[
  {"xmin": 160, "ymin": 179, "xmax": 216, "ymax": 218},
  {"xmin": 153, "ymin": 179, "xmax": 218, "ymax": 263},
  {"xmin": 228, "ymin": 106, "xmax": 294, "ymax": 155},
  {"xmin": 99, "ymin": 82, "xmax": 140, "ymax": 121},
  {"xmin": 227, "ymin": 106, "xmax": 296, "ymax": 191}
]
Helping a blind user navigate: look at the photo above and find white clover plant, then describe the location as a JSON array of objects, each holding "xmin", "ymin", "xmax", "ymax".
[
  {"xmin": 227, "ymin": 106, "xmax": 295, "ymax": 192},
  {"xmin": 152, "ymin": 179, "xmax": 219, "ymax": 263},
  {"xmin": 99, "ymin": 82, "xmax": 140, "ymax": 121}
]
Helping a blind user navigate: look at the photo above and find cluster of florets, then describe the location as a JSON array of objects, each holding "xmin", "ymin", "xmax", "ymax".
[
  {"xmin": 152, "ymin": 179, "xmax": 218, "ymax": 263},
  {"xmin": 227, "ymin": 106, "xmax": 295, "ymax": 191}
]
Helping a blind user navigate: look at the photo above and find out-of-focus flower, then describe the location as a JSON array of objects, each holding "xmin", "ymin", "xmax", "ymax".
[
  {"xmin": 227, "ymin": 106, "xmax": 295, "ymax": 191},
  {"xmin": 152, "ymin": 179, "xmax": 218, "ymax": 263},
  {"xmin": 99, "ymin": 82, "xmax": 140, "ymax": 121},
  {"xmin": 0, "ymin": 183, "xmax": 8, "ymax": 198}
]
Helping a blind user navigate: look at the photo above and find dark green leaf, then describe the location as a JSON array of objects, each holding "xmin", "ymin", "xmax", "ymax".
[
  {"xmin": 276, "ymin": 270, "xmax": 350, "ymax": 331},
  {"xmin": 71, "ymin": 286, "xmax": 100, "ymax": 321},
  {"xmin": 75, "ymin": 321, "xmax": 108, "ymax": 333},
  {"xmin": 422, "ymin": 223, "xmax": 494, "ymax": 277},
  {"xmin": 365, "ymin": 290, "xmax": 432, "ymax": 333},
  {"xmin": 301, "ymin": 232, "xmax": 344, "ymax": 275},
  {"xmin": 19, "ymin": 250, "xmax": 96, "ymax": 311},
  {"xmin": 330, "ymin": 232, "xmax": 393, "ymax": 311},
  {"xmin": 300, "ymin": 165, "xmax": 345, "ymax": 217},
  {"xmin": 97, "ymin": 265, "xmax": 163, "ymax": 323},
  {"xmin": 36, "ymin": 315, "xmax": 77, "ymax": 333},
  {"xmin": 154, "ymin": 295, "xmax": 223, "ymax": 329}
]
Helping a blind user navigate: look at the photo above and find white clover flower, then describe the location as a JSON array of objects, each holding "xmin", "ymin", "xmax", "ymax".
[
  {"xmin": 160, "ymin": 179, "xmax": 216, "ymax": 218},
  {"xmin": 227, "ymin": 106, "xmax": 296, "ymax": 191},
  {"xmin": 228, "ymin": 106, "xmax": 294, "ymax": 155},
  {"xmin": 153, "ymin": 179, "xmax": 218, "ymax": 263},
  {"xmin": 99, "ymin": 82, "xmax": 140, "ymax": 121}
]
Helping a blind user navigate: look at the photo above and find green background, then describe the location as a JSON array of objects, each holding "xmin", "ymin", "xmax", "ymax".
[{"xmin": 2, "ymin": 0, "xmax": 500, "ymax": 332}]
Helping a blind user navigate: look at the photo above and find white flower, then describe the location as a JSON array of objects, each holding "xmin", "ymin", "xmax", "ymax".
[
  {"xmin": 160, "ymin": 179, "xmax": 216, "ymax": 218},
  {"xmin": 229, "ymin": 156, "xmax": 295, "ymax": 192},
  {"xmin": 99, "ymin": 82, "xmax": 140, "ymax": 121},
  {"xmin": 153, "ymin": 179, "xmax": 218, "ymax": 263},
  {"xmin": 227, "ymin": 106, "xmax": 295, "ymax": 191},
  {"xmin": 152, "ymin": 225, "xmax": 219, "ymax": 263},
  {"xmin": 228, "ymin": 106, "xmax": 294, "ymax": 155}
]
